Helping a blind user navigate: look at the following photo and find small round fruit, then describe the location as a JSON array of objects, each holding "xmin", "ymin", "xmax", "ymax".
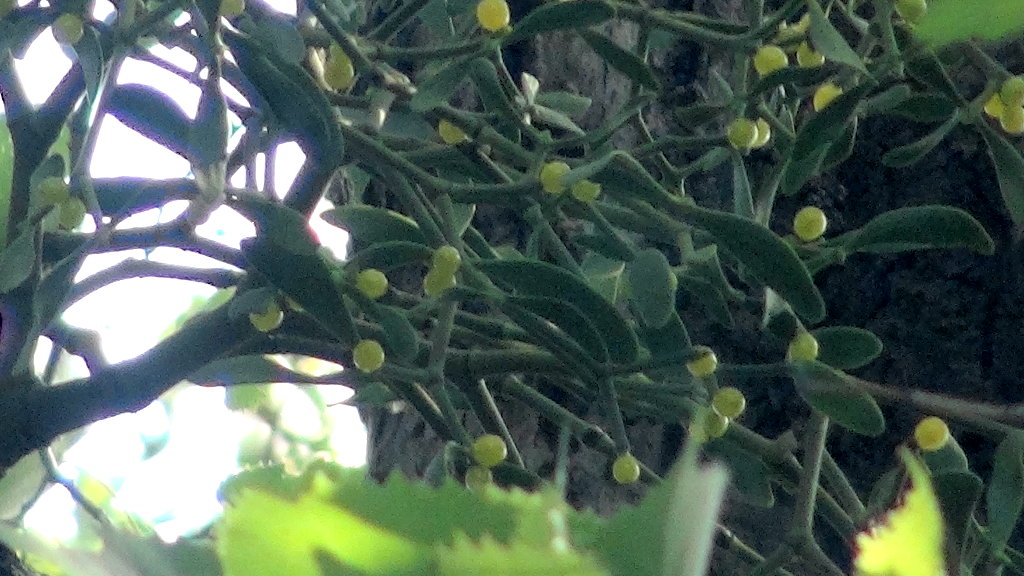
[
  {"xmin": 796, "ymin": 41, "xmax": 825, "ymax": 68},
  {"xmin": 612, "ymin": 453, "xmax": 641, "ymax": 484},
  {"xmin": 813, "ymin": 82, "xmax": 844, "ymax": 111},
  {"xmin": 787, "ymin": 331, "xmax": 820, "ymax": 362},
  {"xmin": 356, "ymin": 268, "xmax": 388, "ymax": 300},
  {"xmin": 914, "ymin": 416, "xmax": 950, "ymax": 452},
  {"xmin": 570, "ymin": 180, "xmax": 601, "ymax": 203},
  {"xmin": 58, "ymin": 197, "xmax": 86, "ymax": 230},
  {"xmin": 984, "ymin": 93, "xmax": 1005, "ymax": 118},
  {"xmin": 1002, "ymin": 76, "xmax": 1024, "ymax": 107},
  {"xmin": 476, "ymin": 0, "xmax": 510, "ymax": 32},
  {"xmin": 353, "ymin": 339, "xmax": 385, "ymax": 373},
  {"xmin": 36, "ymin": 176, "xmax": 70, "ymax": 206},
  {"xmin": 686, "ymin": 345, "xmax": 718, "ymax": 378},
  {"xmin": 324, "ymin": 44, "xmax": 355, "ymax": 91},
  {"xmin": 813, "ymin": 82, "xmax": 843, "ymax": 111},
  {"xmin": 438, "ymin": 120, "xmax": 468, "ymax": 144},
  {"xmin": 712, "ymin": 387, "xmax": 746, "ymax": 419},
  {"xmin": 539, "ymin": 161, "xmax": 570, "ymax": 194},
  {"xmin": 1000, "ymin": 105, "xmax": 1024, "ymax": 135},
  {"xmin": 431, "ymin": 245, "xmax": 462, "ymax": 276},
  {"xmin": 219, "ymin": 0, "xmax": 244, "ymax": 18},
  {"xmin": 895, "ymin": 0, "xmax": 927, "ymax": 24},
  {"xmin": 472, "ymin": 434, "xmax": 508, "ymax": 468},
  {"xmin": 793, "ymin": 206, "xmax": 827, "ymax": 241},
  {"xmin": 703, "ymin": 411, "xmax": 730, "ymax": 439},
  {"xmin": 727, "ymin": 118, "xmax": 758, "ymax": 150},
  {"xmin": 751, "ymin": 118, "xmax": 772, "ymax": 149},
  {"xmin": 753, "ymin": 44, "xmax": 788, "ymax": 77},
  {"xmin": 423, "ymin": 268, "xmax": 457, "ymax": 297},
  {"xmin": 249, "ymin": 301, "xmax": 284, "ymax": 333},
  {"xmin": 53, "ymin": 13, "xmax": 84, "ymax": 45},
  {"xmin": 465, "ymin": 465, "xmax": 492, "ymax": 490}
]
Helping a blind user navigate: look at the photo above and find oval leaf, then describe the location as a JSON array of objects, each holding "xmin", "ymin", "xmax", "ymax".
[
  {"xmin": 979, "ymin": 120, "xmax": 1024, "ymax": 233},
  {"xmin": 579, "ymin": 29, "xmax": 660, "ymax": 91},
  {"xmin": 791, "ymin": 361, "xmax": 885, "ymax": 436},
  {"xmin": 347, "ymin": 241, "xmax": 433, "ymax": 272},
  {"xmin": 812, "ymin": 326, "xmax": 883, "ymax": 370},
  {"xmin": 322, "ymin": 205, "xmax": 426, "ymax": 245},
  {"xmin": 626, "ymin": 248, "xmax": 676, "ymax": 328},
  {"xmin": 476, "ymin": 259, "xmax": 638, "ymax": 363},
  {"xmin": 508, "ymin": 295, "xmax": 609, "ymax": 363},
  {"xmin": 844, "ymin": 205, "xmax": 995, "ymax": 255},
  {"xmin": 882, "ymin": 111, "xmax": 960, "ymax": 168},
  {"xmin": 806, "ymin": 0, "xmax": 866, "ymax": 73},
  {"xmin": 108, "ymin": 84, "xmax": 192, "ymax": 158},
  {"xmin": 987, "ymin": 431, "xmax": 1024, "ymax": 551}
]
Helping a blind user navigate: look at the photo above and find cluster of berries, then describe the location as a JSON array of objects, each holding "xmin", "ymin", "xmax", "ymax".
[
  {"xmin": 539, "ymin": 161, "xmax": 601, "ymax": 203},
  {"xmin": 985, "ymin": 76, "xmax": 1024, "ymax": 136}
]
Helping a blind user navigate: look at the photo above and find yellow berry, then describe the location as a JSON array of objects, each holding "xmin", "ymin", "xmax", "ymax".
[
  {"xmin": 914, "ymin": 416, "xmax": 950, "ymax": 452},
  {"xmin": 796, "ymin": 42, "xmax": 825, "ymax": 68},
  {"xmin": 787, "ymin": 331, "xmax": 819, "ymax": 362},
  {"xmin": 219, "ymin": 0, "xmax": 244, "ymax": 18},
  {"xmin": 352, "ymin": 339, "xmax": 385, "ymax": 373},
  {"xmin": 476, "ymin": 0, "xmax": 510, "ymax": 32},
  {"xmin": 539, "ymin": 161, "xmax": 570, "ymax": 194},
  {"xmin": 431, "ymin": 245, "xmax": 462, "ymax": 276},
  {"xmin": 423, "ymin": 268, "xmax": 456, "ymax": 297},
  {"xmin": 703, "ymin": 411, "xmax": 730, "ymax": 439},
  {"xmin": 793, "ymin": 206, "xmax": 827, "ymax": 241},
  {"xmin": 712, "ymin": 387, "xmax": 746, "ymax": 419},
  {"xmin": 248, "ymin": 301, "xmax": 284, "ymax": 333},
  {"xmin": 570, "ymin": 180, "xmax": 602, "ymax": 203},
  {"xmin": 53, "ymin": 13, "xmax": 84, "ymax": 45},
  {"xmin": 686, "ymin": 345, "xmax": 718, "ymax": 378},
  {"xmin": 895, "ymin": 0, "xmax": 927, "ymax": 24},
  {"xmin": 438, "ymin": 120, "xmax": 468, "ymax": 145},
  {"xmin": 471, "ymin": 434, "xmax": 508, "ymax": 468},
  {"xmin": 751, "ymin": 118, "xmax": 772, "ymax": 149},
  {"xmin": 753, "ymin": 45, "xmax": 788, "ymax": 77},
  {"xmin": 58, "ymin": 197, "xmax": 86, "ymax": 230},
  {"xmin": 612, "ymin": 453, "xmax": 640, "ymax": 484},
  {"xmin": 813, "ymin": 82, "xmax": 843, "ymax": 111},
  {"xmin": 35, "ymin": 176, "xmax": 69, "ymax": 206},
  {"xmin": 465, "ymin": 465, "xmax": 493, "ymax": 490},
  {"xmin": 356, "ymin": 268, "xmax": 388, "ymax": 300},
  {"xmin": 1002, "ymin": 76, "xmax": 1024, "ymax": 107},
  {"xmin": 1000, "ymin": 105, "xmax": 1024, "ymax": 135},
  {"xmin": 727, "ymin": 118, "xmax": 758, "ymax": 150},
  {"xmin": 984, "ymin": 93, "xmax": 1005, "ymax": 118},
  {"xmin": 324, "ymin": 44, "xmax": 355, "ymax": 91}
]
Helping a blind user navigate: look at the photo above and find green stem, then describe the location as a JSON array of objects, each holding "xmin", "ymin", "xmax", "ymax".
[{"xmin": 368, "ymin": 0, "xmax": 434, "ymax": 41}]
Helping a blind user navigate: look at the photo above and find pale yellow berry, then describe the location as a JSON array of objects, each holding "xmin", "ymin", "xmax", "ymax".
[
  {"xmin": 539, "ymin": 161, "xmax": 571, "ymax": 194},
  {"xmin": 249, "ymin": 301, "xmax": 284, "ymax": 333},
  {"xmin": 914, "ymin": 416, "xmax": 950, "ymax": 452},
  {"xmin": 570, "ymin": 180, "xmax": 601, "ymax": 203},
  {"xmin": 727, "ymin": 118, "xmax": 758, "ymax": 150},
  {"xmin": 324, "ymin": 44, "xmax": 355, "ymax": 91},
  {"xmin": 219, "ymin": 0, "xmax": 244, "ymax": 18},
  {"xmin": 1000, "ymin": 105, "xmax": 1024, "ymax": 135},
  {"xmin": 751, "ymin": 118, "xmax": 772, "ymax": 149},
  {"xmin": 813, "ymin": 82, "xmax": 843, "ymax": 111},
  {"xmin": 353, "ymin": 339, "xmax": 385, "ymax": 373},
  {"xmin": 472, "ymin": 434, "xmax": 508, "ymax": 468},
  {"xmin": 787, "ymin": 332, "xmax": 819, "ymax": 362},
  {"xmin": 612, "ymin": 453, "xmax": 640, "ymax": 484},
  {"xmin": 984, "ymin": 93, "xmax": 1005, "ymax": 118},
  {"xmin": 686, "ymin": 346, "xmax": 718, "ymax": 378},
  {"xmin": 753, "ymin": 45, "xmax": 788, "ymax": 77},
  {"xmin": 1002, "ymin": 76, "xmax": 1024, "ymax": 107},
  {"xmin": 703, "ymin": 411, "xmax": 730, "ymax": 439},
  {"xmin": 35, "ymin": 176, "xmax": 69, "ymax": 206},
  {"xmin": 793, "ymin": 206, "xmax": 827, "ymax": 241},
  {"xmin": 796, "ymin": 42, "xmax": 825, "ymax": 68},
  {"xmin": 53, "ymin": 13, "xmax": 84, "ymax": 45},
  {"xmin": 712, "ymin": 387, "xmax": 746, "ymax": 419},
  {"xmin": 438, "ymin": 120, "xmax": 469, "ymax": 144},
  {"xmin": 356, "ymin": 269, "xmax": 388, "ymax": 300},
  {"xmin": 465, "ymin": 465, "xmax": 493, "ymax": 490},
  {"xmin": 423, "ymin": 268, "xmax": 457, "ymax": 297},
  {"xmin": 895, "ymin": 0, "xmax": 927, "ymax": 24},
  {"xmin": 476, "ymin": 0, "xmax": 510, "ymax": 32},
  {"xmin": 431, "ymin": 246, "xmax": 462, "ymax": 275},
  {"xmin": 58, "ymin": 197, "xmax": 86, "ymax": 230}
]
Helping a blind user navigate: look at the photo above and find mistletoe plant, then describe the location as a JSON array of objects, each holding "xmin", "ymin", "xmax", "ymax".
[{"xmin": 2, "ymin": 0, "xmax": 1024, "ymax": 574}]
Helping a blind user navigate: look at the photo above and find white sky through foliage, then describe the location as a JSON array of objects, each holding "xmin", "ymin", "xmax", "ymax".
[{"xmin": 2, "ymin": 0, "xmax": 368, "ymax": 542}]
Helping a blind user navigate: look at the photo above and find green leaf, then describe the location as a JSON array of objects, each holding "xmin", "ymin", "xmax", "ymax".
[
  {"xmin": 436, "ymin": 534, "xmax": 609, "ymax": 576},
  {"xmin": 748, "ymin": 66, "xmax": 831, "ymax": 97},
  {"xmin": 914, "ymin": 0, "xmax": 1024, "ymax": 47},
  {"xmin": 821, "ymin": 117, "xmax": 858, "ymax": 172},
  {"xmin": 228, "ymin": 287, "xmax": 279, "ymax": 317},
  {"xmin": 987, "ymin": 431, "xmax": 1024, "ymax": 551},
  {"xmin": 844, "ymin": 205, "xmax": 995, "ymax": 255},
  {"xmin": 75, "ymin": 27, "xmax": 104, "ymax": 103},
  {"xmin": 686, "ymin": 207, "xmax": 825, "ymax": 323},
  {"xmin": 411, "ymin": 58, "xmax": 474, "ymax": 112},
  {"xmin": 469, "ymin": 58, "xmax": 519, "ymax": 125},
  {"xmin": 322, "ymin": 205, "xmax": 427, "ymax": 245},
  {"xmin": 229, "ymin": 195, "xmax": 319, "ymax": 255},
  {"xmin": 730, "ymin": 150, "xmax": 753, "ymax": 218},
  {"xmin": 347, "ymin": 241, "xmax": 434, "ymax": 272},
  {"xmin": 108, "ymin": 84, "xmax": 192, "ymax": 158},
  {"xmin": 476, "ymin": 259, "xmax": 639, "ymax": 363},
  {"xmin": 979, "ymin": 120, "xmax": 1024, "ymax": 233},
  {"xmin": 781, "ymin": 82, "xmax": 873, "ymax": 196},
  {"xmin": 578, "ymin": 29, "xmax": 660, "ymax": 91},
  {"xmin": 507, "ymin": 0, "xmax": 616, "ymax": 43},
  {"xmin": 189, "ymin": 355, "xmax": 326, "ymax": 386},
  {"xmin": 0, "ymin": 453, "xmax": 45, "ymax": 520},
  {"xmin": 531, "ymin": 105, "xmax": 586, "ymax": 135},
  {"xmin": 368, "ymin": 303, "xmax": 421, "ymax": 363},
  {"xmin": 791, "ymin": 361, "xmax": 885, "ymax": 436},
  {"xmin": 761, "ymin": 288, "xmax": 799, "ymax": 343},
  {"xmin": 922, "ymin": 436, "xmax": 970, "ymax": 474},
  {"xmin": 580, "ymin": 252, "xmax": 625, "ymax": 303},
  {"xmin": 0, "ymin": 118, "xmax": 11, "ymax": 247},
  {"xmin": 626, "ymin": 248, "xmax": 677, "ymax": 328},
  {"xmin": 508, "ymin": 295, "xmax": 609, "ymax": 363},
  {"xmin": 805, "ymin": 0, "xmax": 866, "ymax": 73},
  {"xmin": 673, "ymin": 103, "xmax": 728, "ymax": 129},
  {"xmin": 812, "ymin": 326, "xmax": 883, "ymax": 370},
  {"xmin": 704, "ymin": 439, "xmax": 774, "ymax": 507},
  {"xmin": 637, "ymin": 311, "xmax": 691, "ymax": 364},
  {"xmin": 535, "ymin": 91, "xmax": 592, "ymax": 117},
  {"xmin": 0, "ymin": 225, "xmax": 35, "ymax": 293},
  {"xmin": 881, "ymin": 93, "xmax": 957, "ymax": 123},
  {"xmin": 881, "ymin": 111, "xmax": 960, "ymax": 168},
  {"xmin": 933, "ymin": 471, "xmax": 983, "ymax": 574},
  {"xmin": 677, "ymin": 274, "xmax": 733, "ymax": 327}
]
